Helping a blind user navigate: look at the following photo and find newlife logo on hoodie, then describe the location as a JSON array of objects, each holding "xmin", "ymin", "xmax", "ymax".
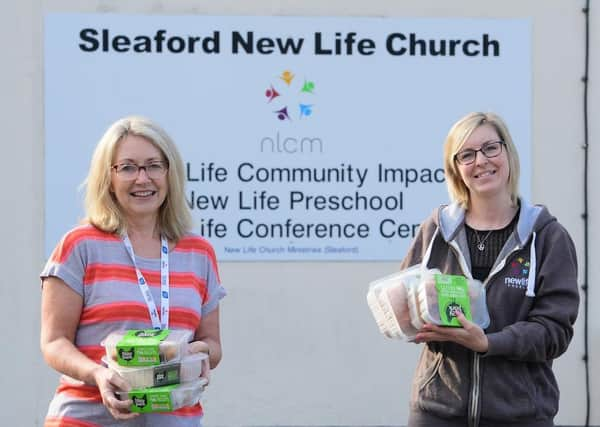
[{"xmin": 505, "ymin": 256, "xmax": 530, "ymax": 289}]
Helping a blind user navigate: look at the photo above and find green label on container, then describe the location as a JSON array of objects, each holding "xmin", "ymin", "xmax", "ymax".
[
  {"xmin": 128, "ymin": 383, "xmax": 178, "ymax": 413},
  {"xmin": 116, "ymin": 329, "xmax": 170, "ymax": 366},
  {"xmin": 434, "ymin": 274, "xmax": 472, "ymax": 327}
]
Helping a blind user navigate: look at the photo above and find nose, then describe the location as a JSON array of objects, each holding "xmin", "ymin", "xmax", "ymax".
[
  {"xmin": 134, "ymin": 166, "xmax": 151, "ymax": 182},
  {"xmin": 474, "ymin": 150, "xmax": 489, "ymax": 165}
]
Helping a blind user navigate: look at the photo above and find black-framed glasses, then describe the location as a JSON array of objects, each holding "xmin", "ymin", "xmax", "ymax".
[
  {"xmin": 454, "ymin": 141, "xmax": 506, "ymax": 165},
  {"xmin": 111, "ymin": 161, "xmax": 168, "ymax": 180}
]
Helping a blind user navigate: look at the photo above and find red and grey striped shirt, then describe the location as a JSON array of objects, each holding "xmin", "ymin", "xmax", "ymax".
[{"xmin": 41, "ymin": 224, "xmax": 226, "ymax": 426}]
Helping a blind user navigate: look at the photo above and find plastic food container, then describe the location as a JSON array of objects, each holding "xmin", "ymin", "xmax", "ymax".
[
  {"xmin": 103, "ymin": 352, "xmax": 207, "ymax": 389},
  {"xmin": 117, "ymin": 377, "xmax": 208, "ymax": 413},
  {"xmin": 103, "ymin": 329, "xmax": 193, "ymax": 367},
  {"xmin": 417, "ymin": 272, "xmax": 490, "ymax": 328},
  {"xmin": 366, "ymin": 265, "xmax": 421, "ymax": 340},
  {"xmin": 406, "ymin": 278, "xmax": 426, "ymax": 330}
]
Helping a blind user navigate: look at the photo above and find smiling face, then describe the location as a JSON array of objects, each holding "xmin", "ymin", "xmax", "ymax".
[
  {"xmin": 110, "ymin": 134, "xmax": 168, "ymax": 225},
  {"xmin": 456, "ymin": 123, "xmax": 510, "ymax": 202}
]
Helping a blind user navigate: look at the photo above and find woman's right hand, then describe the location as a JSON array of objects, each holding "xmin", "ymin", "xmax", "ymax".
[{"xmin": 93, "ymin": 365, "xmax": 140, "ymax": 420}]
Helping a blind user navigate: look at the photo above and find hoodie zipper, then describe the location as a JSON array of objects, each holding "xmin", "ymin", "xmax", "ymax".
[
  {"xmin": 469, "ymin": 352, "xmax": 480, "ymax": 427},
  {"xmin": 447, "ymin": 239, "xmax": 523, "ymax": 427},
  {"xmin": 448, "ymin": 241, "xmax": 481, "ymax": 427}
]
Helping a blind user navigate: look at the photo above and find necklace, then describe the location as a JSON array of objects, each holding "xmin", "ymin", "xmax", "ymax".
[{"xmin": 474, "ymin": 229, "xmax": 493, "ymax": 251}]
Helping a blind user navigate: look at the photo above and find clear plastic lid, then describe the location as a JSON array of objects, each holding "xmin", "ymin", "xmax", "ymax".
[
  {"xmin": 406, "ymin": 277, "xmax": 426, "ymax": 330},
  {"xmin": 366, "ymin": 286, "xmax": 394, "ymax": 339},
  {"xmin": 367, "ymin": 265, "xmax": 421, "ymax": 340},
  {"xmin": 383, "ymin": 283, "xmax": 419, "ymax": 339},
  {"xmin": 417, "ymin": 271, "xmax": 490, "ymax": 329},
  {"xmin": 103, "ymin": 352, "xmax": 207, "ymax": 389}
]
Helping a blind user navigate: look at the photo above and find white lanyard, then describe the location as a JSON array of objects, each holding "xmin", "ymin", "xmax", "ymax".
[{"xmin": 122, "ymin": 233, "xmax": 170, "ymax": 330}]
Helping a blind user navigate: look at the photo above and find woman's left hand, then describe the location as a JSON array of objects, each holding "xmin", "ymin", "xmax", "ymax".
[
  {"xmin": 188, "ymin": 340, "xmax": 211, "ymax": 384},
  {"xmin": 414, "ymin": 311, "xmax": 489, "ymax": 353}
]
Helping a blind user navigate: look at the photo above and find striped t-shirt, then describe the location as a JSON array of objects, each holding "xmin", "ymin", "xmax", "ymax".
[{"xmin": 41, "ymin": 224, "xmax": 226, "ymax": 427}]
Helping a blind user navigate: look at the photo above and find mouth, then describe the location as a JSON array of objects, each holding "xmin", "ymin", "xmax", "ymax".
[
  {"xmin": 129, "ymin": 190, "xmax": 157, "ymax": 198},
  {"xmin": 474, "ymin": 170, "xmax": 496, "ymax": 179}
]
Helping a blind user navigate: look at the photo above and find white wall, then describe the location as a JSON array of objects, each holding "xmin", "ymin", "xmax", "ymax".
[{"xmin": 1, "ymin": 1, "xmax": 597, "ymax": 426}]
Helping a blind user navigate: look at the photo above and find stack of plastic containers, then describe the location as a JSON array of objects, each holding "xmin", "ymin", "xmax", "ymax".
[
  {"xmin": 102, "ymin": 329, "xmax": 208, "ymax": 413},
  {"xmin": 366, "ymin": 265, "xmax": 422, "ymax": 340},
  {"xmin": 367, "ymin": 268, "xmax": 490, "ymax": 341}
]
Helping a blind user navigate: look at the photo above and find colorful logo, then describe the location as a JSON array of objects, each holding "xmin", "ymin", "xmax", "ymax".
[
  {"xmin": 510, "ymin": 257, "xmax": 530, "ymax": 277},
  {"xmin": 264, "ymin": 70, "xmax": 316, "ymax": 121},
  {"xmin": 505, "ymin": 256, "xmax": 530, "ymax": 290}
]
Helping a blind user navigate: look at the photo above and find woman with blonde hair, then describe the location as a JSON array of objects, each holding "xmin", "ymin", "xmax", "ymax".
[
  {"xmin": 40, "ymin": 116, "xmax": 226, "ymax": 426},
  {"xmin": 401, "ymin": 112, "xmax": 579, "ymax": 426}
]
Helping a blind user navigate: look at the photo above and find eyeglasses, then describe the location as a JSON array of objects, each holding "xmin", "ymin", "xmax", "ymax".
[
  {"xmin": 454, "ymin": 141, "xmax": 506, "ymax": 165},
  {"xmin": 111, "ymin": 161, "xmax": 168, "ymax": 180}
]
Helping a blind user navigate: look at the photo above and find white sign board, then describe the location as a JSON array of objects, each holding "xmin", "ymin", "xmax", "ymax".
[{"xmin": 45, "ymin": 14, "xmax": 531, "ymax": 261}]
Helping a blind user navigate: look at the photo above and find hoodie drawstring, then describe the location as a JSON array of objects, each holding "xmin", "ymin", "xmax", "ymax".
[
  {"xmin": 421, "ymin": 227, "xmax": 438, "ymax": 273},
  {"xmin": 526, "ymin": 232, "xmax": 537, "ymax": 297}
]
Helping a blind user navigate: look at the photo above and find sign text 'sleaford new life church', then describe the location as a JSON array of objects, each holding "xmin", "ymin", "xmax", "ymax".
[{"xmin": 45, "ymin": 14, "xmax": 531, "ymax": 260}]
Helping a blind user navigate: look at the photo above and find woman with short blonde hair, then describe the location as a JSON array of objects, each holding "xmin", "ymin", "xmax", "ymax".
[{"xmin": 399, "ymin": 111, "xmax": 578, "ymax": 427}]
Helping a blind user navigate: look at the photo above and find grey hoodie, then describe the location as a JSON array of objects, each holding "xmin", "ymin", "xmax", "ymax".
[{"xmin": 401, "ymin": 198, "xmax": 579, "ymax": 427}]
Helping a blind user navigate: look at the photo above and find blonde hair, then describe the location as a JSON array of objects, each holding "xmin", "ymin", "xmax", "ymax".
[
  {"xmin": 83, "ymin": 116, "xmax": 192, "ymax": 241},
  {"xmin": 443, "ymin": 112, "xmax": 520, "ymax": 209}
]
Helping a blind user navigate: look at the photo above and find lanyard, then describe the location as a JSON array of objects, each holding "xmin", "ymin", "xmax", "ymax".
[{"xmin": 122, "ymin": 233, "xmax": 170, "ymax": 330}]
